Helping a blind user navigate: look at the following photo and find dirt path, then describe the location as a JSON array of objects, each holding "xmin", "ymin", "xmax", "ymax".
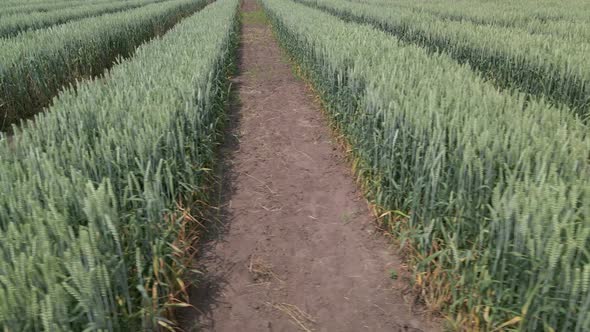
[{"xmin": 179, "ymin": 1, "xmax": 439, "ymax": 331}]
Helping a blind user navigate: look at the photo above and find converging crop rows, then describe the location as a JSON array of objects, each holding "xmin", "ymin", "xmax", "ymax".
[{"xmin": 0, "ymin": 0, "xmax": 588, "ymax": 331}]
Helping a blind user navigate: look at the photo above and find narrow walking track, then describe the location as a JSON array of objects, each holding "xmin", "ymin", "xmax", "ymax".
[{"xmin": 180, "ymin": 1, "xmax": 439, "ymax": 331}]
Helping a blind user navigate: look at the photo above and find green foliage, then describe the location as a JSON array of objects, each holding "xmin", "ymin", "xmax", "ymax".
[
  {"xmin": 298, "ymin": 0, "xmax": 590, "ymax": 122},
  {"xmin": 0, "ymin": 0, "xmax": 239, "ymax": 329},
  {"xmin": 0, "ymin": 0, "xmax": 208, "ymax": 132},
  {"xmin": 351, "ymin": 0, "xmax": 590, "ymax": 41},
  {"xmin": 242, "ymin": 10, "xmax": 268, "ymax": 25},
  {"xmin": 389, "ymin": 269, "xmax": 398, "ymax": 280},
  {"xmin": 0, "ymin": 0, "xmax": 169, "ymax": 38},
  {"xmin": 0, "ymin": 0, "xmax": 116, "ymax": 17},
  {"xmin": 262, "ymin": 0, "xmax": 590, "ymax": 330}
]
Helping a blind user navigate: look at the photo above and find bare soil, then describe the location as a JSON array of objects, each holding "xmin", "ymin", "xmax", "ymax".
[{"xmin": 178, "ymin": 1, "xmax": 440, "ymax": 331}]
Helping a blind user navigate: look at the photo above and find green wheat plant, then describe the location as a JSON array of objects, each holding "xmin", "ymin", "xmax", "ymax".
[
  {"xmin": 351, "ymin": 0, "xmax": 590, "ymax": 41},
  {"xmin": 0, "ymin": 0, "xmax": 208, "ymax": 132},
  {"xmin": 262, "ymin": 0, "xmax": 590, "ymax": 330},
  {"xmin": 0, "ymin": 0, "xmax": 116, "ymax": 17},
  {"xmin": 298, "ymin": 0, "xmax": 590, "ymax": 122},
  {"xmin": 0, "ymin": 0, "xmax": 170, "ymax": 38},
  {"xmin": 0, "ymin": 0, "xmax": 239, "ymax": 329}
]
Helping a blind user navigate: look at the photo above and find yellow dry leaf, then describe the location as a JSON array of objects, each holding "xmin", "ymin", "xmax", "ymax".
[{"xmin": 493, "ymin": 316, "xmax": 522, "ymax": 331}]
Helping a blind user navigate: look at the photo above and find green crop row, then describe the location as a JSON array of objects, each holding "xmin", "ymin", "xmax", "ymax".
[
  {"xmin": 0, "ymin": 0, "xmax": 207, "ymax": 133},
  {"xmin": 262, "ymin": 0, "xmax": 590, "ymax": 330},
  {"xmin": 363, "ymin": 0, "xmax": 590, "ymax": 43},
  {"xmin": 0, "ymin": 0, "xmax": 169, "ymax": 39},
  {"xmin": 299, "ymin": 0, "xmax": 590, "ymax": 122},
  {"xmin": 350, "ymin": 0, "xmax": 590, "ymax": 27},
  {"xmin": 0, "ymin": 0, "xmax": 82, "ymax": 9},
  {"xmin": 0, "ymin": 0, "xmax": 114, "ymax": 17},
  {"xmin": 0, "ymin": 0, "xmax": 238, "ymax": 330}
]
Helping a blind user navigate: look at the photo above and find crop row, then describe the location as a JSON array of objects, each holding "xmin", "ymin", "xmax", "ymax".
[
  {"xmin": 300, "ymin": 0, "xmax": 590, "ymax": 122},
  {"xmin": 0, "ymin": 0, "xmax": 207, "ymax": 133},
  {"xmin": 350, "ymin": 0, "xmax": 590, "ymax": 26},
  {"xmin": 1, "ymin": 0, "xmax": 81, "ymax": 9},
  {"xmin": 0, "ymin": 0, "xmax": 116, "ymax": 17},
  {"xmin": 0, "ymin": 0, "xmax": 239, "ymax": 330},
  {"xmin": 367, "ymin": 0, "xmax": 590, "ymax": 42},
  {"xmin": 0, "ymin": 0, "xmax": 169, "ymax": 39},
  {"xmin": 262, "ymin": 0, "xmax": 590, "ymax": 330}
]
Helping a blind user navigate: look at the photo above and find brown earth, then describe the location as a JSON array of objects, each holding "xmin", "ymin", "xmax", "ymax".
[{"xmin": 177, "ymin": 0, "xmax": 440, "ymax": 331}]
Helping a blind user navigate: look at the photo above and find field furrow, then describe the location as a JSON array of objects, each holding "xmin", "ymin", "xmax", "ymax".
[{"xmin": 0, "ymin": 0, "xmax": 588, "ymax": 331}]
